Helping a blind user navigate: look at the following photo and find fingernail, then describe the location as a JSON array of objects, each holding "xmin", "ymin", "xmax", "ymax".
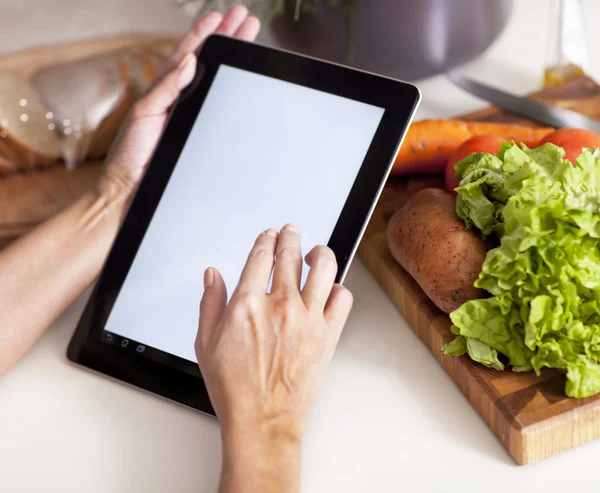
[
  {"xmin": 283, "ymin": 223, "xmax": 299, "ymax": 233},
  {"xmin": 204, "ymin": 268, "xmax": 214, "ymax": 288},
  {"xmin": 264, "ymin": 228, "xmax": 278, "ymax": 238},
  {"xmin": 178, "ymin": 52, "xmax": 194, "ymax": 72}
]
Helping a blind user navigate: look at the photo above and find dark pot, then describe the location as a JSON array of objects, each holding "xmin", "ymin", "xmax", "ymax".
[{"xmin": 269, "ymin": 0, "xmax": 514, "ymax": 80}]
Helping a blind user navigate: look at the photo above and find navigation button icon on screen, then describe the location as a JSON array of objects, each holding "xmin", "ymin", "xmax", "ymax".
[
  {"xmin": 121, "ymin": 339, "xmax": 129, "ymax": 348},
  {"xmin": 136, "ymin": 345, "xmax": 146, "ymax": 353}
]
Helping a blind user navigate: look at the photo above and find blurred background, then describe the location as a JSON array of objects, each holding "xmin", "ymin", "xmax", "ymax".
[
  {"xmin": 0, "ymin": 0, "xmax": 597, "ymax": 108},
  {"xmin": 0, "ymin": 0, "xmax": 598, "ymax": 248},
  {"xmin": 0, "ymin": 1, "xmax": 595, "ymax": 82}
]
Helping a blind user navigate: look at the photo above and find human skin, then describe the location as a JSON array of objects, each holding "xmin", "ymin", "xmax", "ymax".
[{"xmin": 0, "ymin": 7, "xmax": 353, "ymax": 492}]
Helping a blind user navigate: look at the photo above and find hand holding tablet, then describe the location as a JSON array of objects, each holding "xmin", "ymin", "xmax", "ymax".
[
  {"xmin": 68, "ymin": 27, "xmax": 420, "ymax": 414},
  {"xmin": 98, "ymin": 8, "xmax": 260, "ymax": 210},
  {"xmin": 0, "ymin": 10, "xmax": 418, "ymax": 492}
]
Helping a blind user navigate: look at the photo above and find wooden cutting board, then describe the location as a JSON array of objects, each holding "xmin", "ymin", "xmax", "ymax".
[
  {"xmin": 357, "ymin": 75, "xmax": 600, "ymax": 465},
  {"xmin": 0, "ymin": 32, "xmax": 179, "ymax": 75}
]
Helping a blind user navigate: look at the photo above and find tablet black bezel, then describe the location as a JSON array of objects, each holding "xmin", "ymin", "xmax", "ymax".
[{"xmin": 67, "ymin": 35, "xmax": 420, "ymax": 416}]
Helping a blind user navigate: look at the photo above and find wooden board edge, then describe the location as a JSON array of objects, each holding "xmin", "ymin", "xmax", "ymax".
[
  {"xmin": 357, "ymin": 217, "xmax": 600, "ymax": 465},
  {"xmin": 357, "ymin": 237, "xmax": 525, "ymax": 464},
  {"xmin": 0, "ymin": 32, "xmax": 180, "ymax": 60},
  {"xmin": 0, "ymin": 32, "xmax": 181, "ymax": 75},
  {"xmin": 520, "ymin": 398, "xmax": 600, "ymax": 464}
]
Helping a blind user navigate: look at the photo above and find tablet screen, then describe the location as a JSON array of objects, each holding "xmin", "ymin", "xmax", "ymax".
[{"xmin": 103, "ymin": 65, "xmax": 385, "ymax": 364}]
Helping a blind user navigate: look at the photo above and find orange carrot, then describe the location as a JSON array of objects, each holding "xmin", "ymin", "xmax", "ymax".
[{"xmin": 393, "ymin": 119, "xmax": 554, "ymax": 176}]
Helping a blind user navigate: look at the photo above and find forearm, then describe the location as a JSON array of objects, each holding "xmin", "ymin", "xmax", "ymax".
[
  {"xmin": 0, "ymin": 189, "xmax": 127, "ymax": 375},
  {"xmin": 219, "ymin": 424, "xmax": 302, "ymax": 493}
]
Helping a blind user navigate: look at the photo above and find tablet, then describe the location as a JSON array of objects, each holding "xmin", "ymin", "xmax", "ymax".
[{"xmin": 68, "ymin": 35, "xmax": 420, "ymax": 415}]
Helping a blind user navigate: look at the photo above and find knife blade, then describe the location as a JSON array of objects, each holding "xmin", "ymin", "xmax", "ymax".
[{"xmin": 447, "ymin": 72, "xmax": 600, "ymax": 133}]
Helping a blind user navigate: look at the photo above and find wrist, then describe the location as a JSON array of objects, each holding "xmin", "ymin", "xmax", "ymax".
[
  {"xmin": 221, "ymin": 419, "xmax": 303, "ymax": 454},
  {"xmin": 220, "ymin": 409, "xmax": 305, "ymax": 452},
  {"xmin": 95, "ymin": 175, "xmax": 135, "ymax": 224},
  {"xmin": 220, "ymin": 420, "xmax": 302, "ymax": 491},
  {"xmin": 68, "ymin": 186, "xmax": 130, "ymax": 249}
]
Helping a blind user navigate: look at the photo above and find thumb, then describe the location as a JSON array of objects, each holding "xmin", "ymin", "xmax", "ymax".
[
  {"xmin": 102, "ymin": 52, "xmax": 197, "ymax": 193},
  {"xmin": 131, "ymin": 51, "xmax": 197, "ymax": 120},
  {"xmin": 196, "ymin": 267, "xmax": 228, "ymax": 351}
]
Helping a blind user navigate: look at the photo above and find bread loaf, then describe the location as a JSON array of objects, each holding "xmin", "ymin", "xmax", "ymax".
[
  {"xmin": 0, "ymin": 74, "xmax": 63, "ymax": 170},
  {"xmin": 0, "ymin": 137, "xmax": 26, "ymax": 172},
  {"xmin": 0, "ymin": 39, "xmax": 176, "ymax": 173}
]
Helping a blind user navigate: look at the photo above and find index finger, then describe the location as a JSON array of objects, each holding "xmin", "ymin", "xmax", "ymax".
[{"xmin": 235, "ymin": 228, "xmax": 279, "ymax": 295}]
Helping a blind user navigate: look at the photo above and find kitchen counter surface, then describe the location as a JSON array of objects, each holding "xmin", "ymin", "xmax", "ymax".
[{"xmin": 2, "ymin": 1, "xmax": 600, "ymax": 492}]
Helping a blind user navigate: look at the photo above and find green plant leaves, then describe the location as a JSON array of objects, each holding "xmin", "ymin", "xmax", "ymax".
[{"xmin": 444, "ymin": 142, "xmax": 600, "ymax": 398}]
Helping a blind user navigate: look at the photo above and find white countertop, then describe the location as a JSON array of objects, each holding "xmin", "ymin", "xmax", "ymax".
[{"xmin": 2, "ymin": 1, "xmax": 600, "ymax": 492}]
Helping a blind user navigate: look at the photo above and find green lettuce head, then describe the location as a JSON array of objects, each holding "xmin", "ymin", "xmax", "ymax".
[{"xmin": 444, "ymin": 142, "xmax": 600, "ymax": 398}]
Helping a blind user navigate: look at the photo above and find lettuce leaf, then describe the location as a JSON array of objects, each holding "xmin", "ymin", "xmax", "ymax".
[{"xmin": 447, "ymin": 142, "xmax": 600, "ymax": 398}]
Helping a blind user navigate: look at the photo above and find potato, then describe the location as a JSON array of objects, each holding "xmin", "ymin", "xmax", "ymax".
[{"xmin": 386, "ymin": 188, "xmax": 487, "ymax": 313}]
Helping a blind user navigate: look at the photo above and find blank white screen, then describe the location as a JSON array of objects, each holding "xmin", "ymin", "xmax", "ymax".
[{"xmin": 104, "ymin": 65, "xmax": 384, "ymax": 362}]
